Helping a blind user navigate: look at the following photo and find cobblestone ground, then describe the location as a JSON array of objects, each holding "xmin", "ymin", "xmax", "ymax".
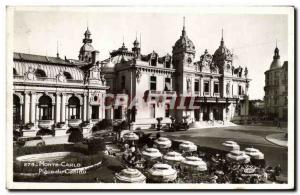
[{"xmin": 160, "ymin": 125, "xmax": 288, "ymax": 177}]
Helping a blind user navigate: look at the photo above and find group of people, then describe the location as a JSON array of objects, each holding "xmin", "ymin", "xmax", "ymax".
[
  {"xmin": 201, "ymin": 153, "xmax": 283, "ymax": 184},
  {"xmin": 111, "ymin": 131, "xmax": 284, "ymax": 184}
]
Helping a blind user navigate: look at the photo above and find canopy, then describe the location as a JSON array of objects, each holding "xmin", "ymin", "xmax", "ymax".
[
  {"xmin": 123, "ymin": 132, "xmax": 139, "ymax": 141},
  {"xmin": 148, "ymin": 163, "xmax": 177, "ymax": 182},
  {"xmin": 179, "ymin": 141, "xmax": 197, "ymax": 152},
  {"xmin": 181, "ymin": 156, "xmax": 207, "ymax": 171},
  {"xmin": 163, "ymin": 151, "xmax": 184, "ymax": 165},
  {"xmin": 154, "ymin": 137, "xmax": 172, "ymax": 149},
  {"xmin": 222, "ymin": 140, "xmax": 240, "ymax": 151},
  {"xmin": 226, "ymin": 150, "xmax": 251, "ymax": 163},
  {"xmin": 115, "ymin": 168, "xmax": 146, "ymax": 183},
  {"xmin": 142, "ymin": 148, "xmax": 162, "ymax": 160},
  {"xmin": 244, "ymin": 147, "xmax": 264, "ymax": 160}
]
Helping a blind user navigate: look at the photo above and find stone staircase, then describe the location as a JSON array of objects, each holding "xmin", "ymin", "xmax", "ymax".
[{"xmin": 189, "ymin": 120, "xmax": 237, "ymax": 129}]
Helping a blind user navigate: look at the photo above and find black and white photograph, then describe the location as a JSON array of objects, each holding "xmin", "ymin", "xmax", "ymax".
[{"xmin": 6, "ymin": 6, "xmax": 295, "ymax": 190}]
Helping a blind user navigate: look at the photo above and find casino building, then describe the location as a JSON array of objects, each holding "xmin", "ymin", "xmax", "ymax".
[
  {"xmin": 100, "ymin": 20, "xmax": 251, "ymax": 129},
  {"xmin": 13, "ymin": 20, "xmax": 250, "ymax": 135},
  {"xmin": 13, "ymin": 28, "xmax": 108, "ymax": 136}
]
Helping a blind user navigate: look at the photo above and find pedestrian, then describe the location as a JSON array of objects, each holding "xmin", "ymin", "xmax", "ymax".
[
  {"xmin": 278, "ymin": 121, "xmax": 282, "ymax": 129},
  {"xmin": 275, "ymin": 164, "xmax": 282, "ymax": 177}
]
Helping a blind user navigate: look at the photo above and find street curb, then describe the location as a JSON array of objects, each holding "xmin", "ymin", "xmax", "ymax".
[{"xmin": 265, "ymin": 133, "xmax": 288, "ymax": 148}]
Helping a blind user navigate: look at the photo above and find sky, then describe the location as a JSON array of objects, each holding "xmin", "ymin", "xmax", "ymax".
[{"xmin": 13, "ymin": 8, "xmax": 288, "ymax": 100}]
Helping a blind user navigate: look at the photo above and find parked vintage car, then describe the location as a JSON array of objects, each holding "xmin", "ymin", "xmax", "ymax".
[{"xmin": 16, "ymin": 136, "xmax": 46, "ymax": 147}]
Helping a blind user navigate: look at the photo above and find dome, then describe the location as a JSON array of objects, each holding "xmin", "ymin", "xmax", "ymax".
[
  {"xmin": 270, "ymin": 59, "xmax": 281, "ymax": 69},
  {"xmin": 80, "ymin": 44, "xmax": 94, "ymax": 52},
  {"xmin": 213, "ymin": 43, "xmax": 233, "ymax": 62},
  {"xmin": 173, "ymin": 35, "xmax": 195, "ymax": 54},
  {"xmin": 173, "ymin": 20, "xmax": 195, "ymax": 54},
  {"xmin": 105, "ymin": 59, "xmax": 115, "ymax": 68}
]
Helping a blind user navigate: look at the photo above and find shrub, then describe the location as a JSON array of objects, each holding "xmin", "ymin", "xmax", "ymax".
[
  {"xmin": 68, "ymin": 129, "xmax": 83, "ymax": 143},
  {"xmin": 36, "ymin": 128, "xmax": 54, "ymax": 136},
  {"xmin": 66, "ymin": 127, "xmax": 83, "ymax": 134},
  {"xmin": 119, "ymin": 120, "xmax": 129, "ymax": 130},
  {"xmin": 24, "ymin": 122, "xmax": 34, "ymax": 130},
  {"xmin": 56, "ymin": 122, "xmax": 65, "ymax": 128},
  {"xmin": 84, "ymin": 137, "xmax": 106, "ymax": 154},
  {"xmin": 92, "ymin": 119, "xmax": 113, "ymax": 132},
  {"xmin": 80, "ymin": 121, "xmax": 90, "ymax": 127},
  {"xmin": 13, "ymin": 131, "xmax": 22, "ymax": 141}
]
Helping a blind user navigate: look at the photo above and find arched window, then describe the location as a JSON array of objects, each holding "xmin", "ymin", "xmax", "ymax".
[
  {"xmin": 35, "ymin": 69, "xmax": 47, "ymax": 78},
  {"xmin": 63, "ymin": 72, "xmax": 73, "ymax": 80},
  {"xmin": 68, "ymin": 96, "xmax": 80, "ymax": 119},
  {"xmin": 13, "ymin": 68, "xmax": 17, "ymax": 76},
  {"xmin": 13, "ymin": 95, "xmax": 21, "ymax": 124},
  {"xmin": 38, "ymin": 95, "xmax": 52, "ymax": 120}
]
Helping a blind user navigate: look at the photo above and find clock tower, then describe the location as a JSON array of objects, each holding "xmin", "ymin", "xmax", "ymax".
[{"xmin": 172, "ymin": 17, "xmax": 196, "ymax": 94}]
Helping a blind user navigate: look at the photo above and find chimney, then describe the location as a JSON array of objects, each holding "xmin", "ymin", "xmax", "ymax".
[{"xmin": 92, "ymin": 50, "xmax": 100, "ymax": 64}]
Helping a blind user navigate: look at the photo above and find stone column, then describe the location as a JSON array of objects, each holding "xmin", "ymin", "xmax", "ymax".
[
  {"xmin": 24, "ymin": 91, "xmax": 30, "ymax": 124},
  {"xmin": 65, "ymin": 104, "xmax": 69, "ymax": 125},
  {"xmin": 210, "ymin": 79, "xmax": 214, "ymax": 96},
  {"xmin": 19, "ymin": 103, "xmax": 23, "ymax": 122},
  {"xmin": 209, "ymin": 105, "xmax": 214, "ymax": 120},
  {"xmin": 61, "ymin": 93, "xmax": 66, "ymax": 123},
  {"xmin": 83, "ymin": 93, "xmax": 88, "ymax": 121},
  {"xmin": 55, "ymin": 93, "xmax": 61, "ymax": 123},
  {"xmin": 80, "ymin": 105, "xmax": 83, "ymax": 119},
  {"xmin": 88, "ymin": 104, "xmax": 92, "ymax": 121},
  {"xmin": 35, "ymin": 105, "xmax": 39, "ymax": 122},
  {"xmin": 199, "ymin": 76, "xmax": 203, "ymax": 96},
  {"xmin": 223, "ymin": 106, "xmax": 227, "ymax": 121},
  {"xmin": 199, "ymin": 106, "xmax": 203, "ymax": 121},
  {"xmin": 52, "ymin": 104, "xmax": 55, "ymax": 120},
  {"xmin": 30, "ymin": 92, "xmax": 36, "ymax": 125}
]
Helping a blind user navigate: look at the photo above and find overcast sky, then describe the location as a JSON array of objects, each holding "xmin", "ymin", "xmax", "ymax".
[{"xmin": 13, "ymin": 9, "xmax": 288, "ymax": 100}]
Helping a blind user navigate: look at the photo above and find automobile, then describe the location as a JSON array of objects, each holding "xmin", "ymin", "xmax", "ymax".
[
  {"xmin": 167, "ymin": 121, "xmax": 189, "ymax": 132},
  {"xmin": 16, "ymin": 136, "xmax": 46, "ymax": 147}
]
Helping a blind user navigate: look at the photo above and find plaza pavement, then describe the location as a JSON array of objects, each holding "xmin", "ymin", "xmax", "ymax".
[
  {"xmin": 159, "ymin": 125, "xmax": 288, "ymax": 177},
  {"xmin": 41, "ymin": 124, "xmax": 289, "ymax": 179}
]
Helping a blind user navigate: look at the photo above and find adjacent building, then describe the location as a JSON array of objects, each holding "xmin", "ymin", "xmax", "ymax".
[{"xmin": 264, "ymin": 46, "xmax": 288, "ymax": 121}]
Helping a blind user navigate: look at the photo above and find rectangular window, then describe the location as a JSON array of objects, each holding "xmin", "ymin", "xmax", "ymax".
[
  {"xmin": 165, "ymin": 60, "xmax": 171, "ymax": 68},
  {"xmin": 151, "ymin": 58, "xmax": 157, "ymax": 66},
  {"xmin": 69, "ymin": 106, "xmax": 80, "ymax": 119},
  {"xmin": 150, "ymin": 104, "xmax": 155, "ymax": 118},
  {"xmin": 91, "ymin": 106, "xmax": 99, "ymax": 119},
  {"xmin": 114, "ymin": 106, "xmax": 122, "ymax": 119},
  {"xmin": 238, "ymin": 85, "xmax": 242, "ymax": 95},
  {"xmin": 165, "ymin": 104, "xmax": 170, "ymax": 117},
  {"xmin": 204, "ymin": 81, "xmax": 210, "ymax": 92},
  {"xmin": 164, "ymin": 77, "xmax": 171, "ymax": 91},
  {"xmin": 214, "ymin": 82, "xmax": 219, "ymax": 93},
  {"xmin": 121, "ymin": 76, "xmax": 125, "ymax": 89},
  {"xmin": 150, "ymin": 76, "xmax": 157, "ymax": 90},
  {"xmin": 194, "ymin": 79, "xmax": 199, "ymax": 92}
]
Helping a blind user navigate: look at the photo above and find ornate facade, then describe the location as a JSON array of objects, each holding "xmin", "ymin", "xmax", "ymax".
[
  {"xmin": 264, "ymin": 46, "xmax": 288, "ymax": 120},
  {"xmin": 13, "ymin": 20, "xmax": 251, "ymax": 135},
  {"xmin": 101, "ymin": 21, "xmax": 250, "ymax": 129},
  {"xmin": 13, "ymin": 28, "xmax": 108, "ymax": 136}
]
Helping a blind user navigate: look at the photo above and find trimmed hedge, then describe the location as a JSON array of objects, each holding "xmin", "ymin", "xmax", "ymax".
[{"xmin": 13, "ymin": 143, "xmax": 106, "ymax": 174}]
